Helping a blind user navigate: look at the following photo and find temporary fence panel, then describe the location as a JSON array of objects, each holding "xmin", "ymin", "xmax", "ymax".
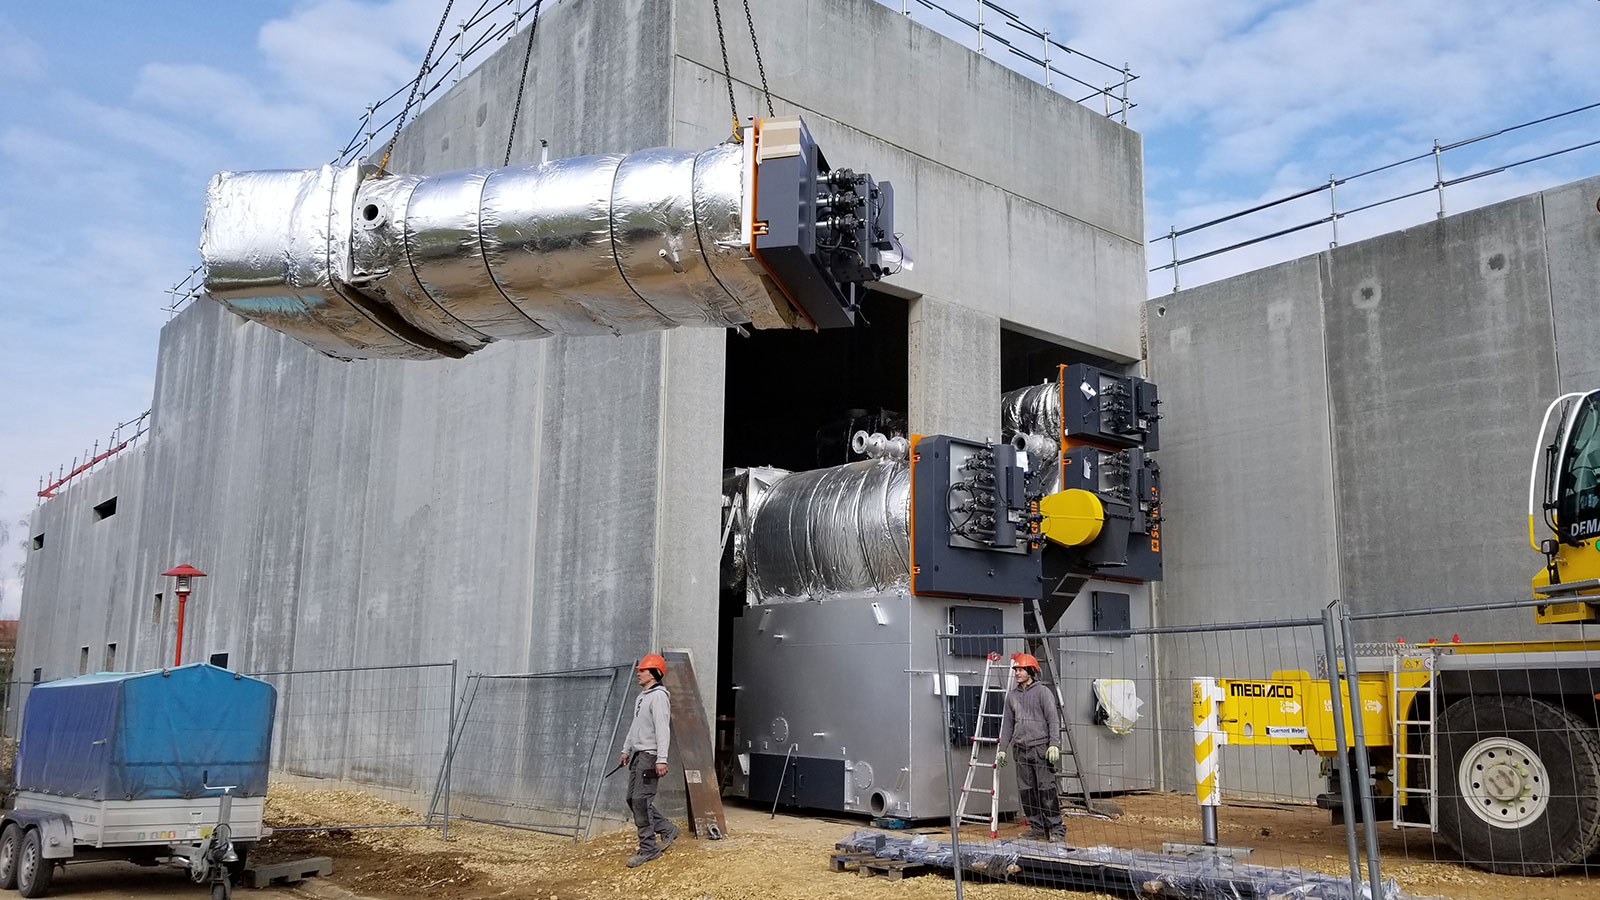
[
  {"xmin": 931, "ymin": 612, "xmax": 1380, "ymax": 900},
  {"xmin": 249, "ymin": 662, "xmax": 456, "ymax": 829},
  {"xmin": 1342, "ymin": 595, "xmax": 1600, "ymax": 897},
  {"xmin": 438, "ymin": 665, "xmax": 632, "ymax": 839}
]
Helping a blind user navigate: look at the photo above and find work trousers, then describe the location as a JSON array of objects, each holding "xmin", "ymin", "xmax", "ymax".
[
  {"xmin": 626, "ymin": 752, "xmax": 671, "ymax": 850},
  {"xmin": 1015, "ymin": 744, "xmax": 1063, "ymax": 837}
]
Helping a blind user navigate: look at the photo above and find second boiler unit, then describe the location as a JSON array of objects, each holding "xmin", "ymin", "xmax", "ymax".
[{"xmin": 724, "ymin": 369, "xmax": 1163, "ymax": 820}]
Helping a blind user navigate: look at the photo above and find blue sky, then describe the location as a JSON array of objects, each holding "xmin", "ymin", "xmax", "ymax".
[{"xmin": 2, "ymin": 0, "xmax": 1599, "ymax": 615}]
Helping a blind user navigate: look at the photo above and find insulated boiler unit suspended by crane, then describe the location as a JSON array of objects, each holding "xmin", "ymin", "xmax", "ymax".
[{"xmin": 199, "ymin": 117, "xmax": 903, "ymax": 360}]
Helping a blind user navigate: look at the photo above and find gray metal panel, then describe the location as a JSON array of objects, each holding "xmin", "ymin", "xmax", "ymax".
[
  {"xmin": 1049, "ymin": 582, "xmax": 1157, "ymax": 795},
  {"xmin": 731, "ymin": 595, "xmax": 1024, "ymax": 819}
]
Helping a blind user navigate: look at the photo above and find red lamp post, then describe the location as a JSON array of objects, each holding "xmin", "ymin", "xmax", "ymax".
[{"xmin": 161, "ymin": 564, "xmax": 207, "ymax": 666}]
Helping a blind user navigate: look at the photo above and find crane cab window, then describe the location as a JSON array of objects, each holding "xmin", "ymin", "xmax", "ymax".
[{"xmin": 1558, "ymin": 392, "xmax": 1600, "ymax": 543}]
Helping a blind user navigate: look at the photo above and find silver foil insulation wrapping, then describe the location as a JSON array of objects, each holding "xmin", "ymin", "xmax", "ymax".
[
  {"xmin": 1003, "ymin": 381, "xmax": 1063, "ymax": 493},
  {"xmin": 200, "ymin": 143, "xmax": 785, "ymax": 360},
  {"xmin": 743, "ymin": 459, "xmax": 912, "ymax": 603}
]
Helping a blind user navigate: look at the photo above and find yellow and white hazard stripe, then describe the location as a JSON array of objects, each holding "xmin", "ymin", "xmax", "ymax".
[{"xmin": 1191, "ymin": 677, "xmax": 1225, "ymax": 807}]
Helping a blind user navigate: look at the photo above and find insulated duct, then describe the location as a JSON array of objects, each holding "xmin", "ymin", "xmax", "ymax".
[
  {"xmin": 200, "ymin": 117, "xmax": 903, "ymax": 361},
  {"xmin": 742, "ymin": 459, "xmax": 911, "ymax": 603},
  {"xmin": 1001, "ymin": 381, "xmax": 1061, "ymax": 446},
  {"xmin": 1003, "ymin": 381, "xmax": 1062, "ymax": 492}
]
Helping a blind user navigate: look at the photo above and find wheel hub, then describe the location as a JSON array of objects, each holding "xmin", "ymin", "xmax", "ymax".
[{"xmin": 1458, "ymin": 736, "xmax": 1549, "ymax": 829}]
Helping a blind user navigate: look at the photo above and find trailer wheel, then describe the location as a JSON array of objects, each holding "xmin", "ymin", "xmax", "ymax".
[
  {"xmin": 0, "ymin": 823, "xmax": 20, "ymax": 889},
  {"xmin": 17, "ymin": 828, "xmax": 53, "ymax": 898},
  {"xmin": 1436, "ymin": 695, "xmax": 1600, "ymax": 875}
]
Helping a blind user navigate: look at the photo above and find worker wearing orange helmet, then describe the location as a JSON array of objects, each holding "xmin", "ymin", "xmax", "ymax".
[
  {"xmin": 618, "ymin": 653, "xmax": 680, "ymax": 867},
  {"xmin": 995, "ymin": 652, "xmax": 1063, "ymax": 842}
]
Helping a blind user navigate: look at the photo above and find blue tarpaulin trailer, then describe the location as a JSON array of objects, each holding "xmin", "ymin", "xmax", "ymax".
[{"xmin": 2, "ymin": 664, "xmax": 276, "ymax": 899}]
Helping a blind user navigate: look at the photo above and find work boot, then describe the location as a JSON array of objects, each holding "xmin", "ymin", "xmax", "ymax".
[
  {"xmin": 1048, "ymin": 830, "xmax": 1067, "ymax": 844},
  {"xmin": 626, "ymin": 846, "xmax": 662, "ymax": 868},
  {"xmin": 656, "ymin": 822, "xmax": 682, "ymax": 850}
]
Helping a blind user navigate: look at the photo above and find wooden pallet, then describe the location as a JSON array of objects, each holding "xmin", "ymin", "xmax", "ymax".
[
  {"xmin": 244, "ymin": 856, "xmax": 332, "ymax": 889},
  {"xmin": 829, "ymin": 851, "xmax": 877, "ymax": 872},
  {"xmin": 858, "ymin": 859, "xmax": 934, "ymax": 881},
  {"xmin": 828, "ymin": 851, "xmax": 933, "ymax": 881}
]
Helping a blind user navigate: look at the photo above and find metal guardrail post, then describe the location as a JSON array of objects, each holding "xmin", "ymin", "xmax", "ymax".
[
  {"xmin": 1120, "ymin": 65, "xmax": 1130, "ymax": 124},
  {"xmin": 1169, "ymin": 226, "xmax": 1179, "ymax": 293},
  {"xmin": 1433, "ymin": 139, "xmax": 1446, "ymax": 219},
  {"xmin": 443, "ymin": 659, "xmax": 456, "ymax": 840},
  {"xmin": 1321, "ymin": 604, "xmax": 1363, "ymax": 900},
  {"xmin": 1337, "ymin": 603, "xmax": 1384, "ymax": 893},
  {"xmin": 1042, "ymin": 31, "xmax": 1052, "ymax": 87},
  {"xmin": 1328, "ymin": 175, "xmax": 1339, "ymax": 247}
]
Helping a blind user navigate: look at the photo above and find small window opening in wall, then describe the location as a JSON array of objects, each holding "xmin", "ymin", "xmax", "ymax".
[
  {"xmin": 209, "ymin": 652, "xmax": 230, "ymax": 669},
  {"xmin": 153, "ymin": 592, "xmax": 164, "ymax": 623},
  {"xmin": 31, "ymin": 668, "xmax": 41, "ymax": 684},
  {"xmin": 93, "ymin": 497, "xmax": 117, "ymax": 520},
  {"xmin": 79, "ymin": 646, "xmax": 90, "ymax": 675},
  {"xmin": 104, "ymin": 643, "xmax": 118, "ymax": 672},
  {"xmin": 31, "ymin": 534, "xmax": 43, "ymax": 551}
]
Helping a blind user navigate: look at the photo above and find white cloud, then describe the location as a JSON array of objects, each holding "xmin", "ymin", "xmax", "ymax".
[
  {"xmin": 256, "ymin": 0, "xmax": 460, "ymax": 114},
  {"xmin": 0, "ymin": 18, "xmax": 45, "ymax": 83},
  {"xmin": 133, "ymin": 63, "xmax": 338, "ymax": 166}
]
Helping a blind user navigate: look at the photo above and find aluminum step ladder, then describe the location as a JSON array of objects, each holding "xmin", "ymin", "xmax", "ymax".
[
  {"xmin": 1391, "ymin": 647, "xmax": 1438, "ymax": 831},
  {"xmin": 955, "ymin": 653, "xmax": 1012, "ymax": 837},
  {"xmin": 1025, "ymin": 595, "xmax": 1100, "ymax": 818}
]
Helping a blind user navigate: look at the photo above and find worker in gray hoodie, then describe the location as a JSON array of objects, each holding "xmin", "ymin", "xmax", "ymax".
[
  {"xmin": 619, "ymin": 653, "xmax": 681, "ymax": 867},
  {"xmin": 996, "ymin": 652, "xmax": 1063, "ymax": 842}
]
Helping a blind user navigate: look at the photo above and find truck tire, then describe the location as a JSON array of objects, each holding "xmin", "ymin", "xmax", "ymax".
[
  {"xmin": 1436, "ymin": 695, "xmax": 1600, "ymax": 875},
  {"xmin": 0, "ymin": 823, "xmax": 20, "ymax": 889},
  {"xmin": 17, "ymin": 828, "xmax": 53, "ymax": 898}
]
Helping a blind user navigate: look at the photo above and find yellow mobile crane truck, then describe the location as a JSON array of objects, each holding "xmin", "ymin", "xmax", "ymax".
[{"xmin": 1197, "ymin": 390, "xmax": 1600, "ymax": 875}]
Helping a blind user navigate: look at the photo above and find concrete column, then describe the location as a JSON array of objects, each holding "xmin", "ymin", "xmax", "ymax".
[
  {"xmin": 653, "ymin": 327, "xmax": 727, "ymax": 722},
  {"xmin": 908, "ymin": 296, "xmax": 1001, "ymax": 439}
]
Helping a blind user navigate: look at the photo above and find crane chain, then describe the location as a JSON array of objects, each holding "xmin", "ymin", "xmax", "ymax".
[
  {"xmin": 378, "ymin": 0, "xmax": 457, "ymax": 173},
  {"xmin": 711, "ymin": 0, "xmax": 741, "ymax": 137},
  {"xmin": 504, "ymin": 0, "xmax": 546, "ymax": 166},
  {"xmin": 742, "ymin": 0, "xmax": 774, "ymax": 116}
]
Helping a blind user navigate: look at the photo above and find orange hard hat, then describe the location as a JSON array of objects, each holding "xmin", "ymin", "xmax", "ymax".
[
  {"xmin": 1012, "ymin": 653, "xmax": 1039, "ymax": 670},
  {"xmin": 637, "ymin": 653, "xmax": 667, "ymax": 672}
]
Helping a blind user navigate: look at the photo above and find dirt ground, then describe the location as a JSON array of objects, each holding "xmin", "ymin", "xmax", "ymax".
[{"xmin": 256, "ymin": 786, "xmax": 1598, "ymax": 900}]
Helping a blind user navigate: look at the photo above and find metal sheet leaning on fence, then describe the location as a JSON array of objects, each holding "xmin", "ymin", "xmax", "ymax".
[
  {"xmin": 617, "ymin": 653, "xmax": 683, "ymax": 868},
  {"xmin": 996, "ymin": 652, "xmax": 1064, "ymax": 842}
]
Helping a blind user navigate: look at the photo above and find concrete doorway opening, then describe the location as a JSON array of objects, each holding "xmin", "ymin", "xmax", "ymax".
[
  {"xmin": 716, "ymin": 289, "xmax": 909, "ymax": 728},
  {"xmin": 1001, "ymin": 326, "xmax": 1127, "ymax": 393}
]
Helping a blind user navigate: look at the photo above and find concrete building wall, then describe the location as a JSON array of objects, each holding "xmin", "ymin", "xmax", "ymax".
[
  {"xmin": 17, "ymin": 448, "xmax": 147, "ymax": 685},
  {"xmin": 1147, "ymin": 174, "xmax": 1600, "ymax": 796},
  {"xmin": 16, "ymin": 0, "xmax": 1147, "ymax": 817}
]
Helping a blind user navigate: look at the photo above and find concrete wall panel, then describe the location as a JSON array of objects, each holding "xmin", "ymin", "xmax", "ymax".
[
  {"xmin": 1541, "ymin": 174, "xmax": 1600, "ymax": 391},
  {"xmin": 1322, "ymin": 198, "xmax": 1559, "ymax": 636}
]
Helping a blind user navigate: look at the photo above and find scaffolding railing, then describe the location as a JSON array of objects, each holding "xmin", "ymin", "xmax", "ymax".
[
  {"xmin": 896, "ymin": 0, "xmax": 1136, "ymax": 122},
  {"xmin": 36, "ymin": 411, "xmax": 151, "ymax": 501},
  {"xmin": 1150, "ymin": 100, "xmax": 1600, "ymax": 293}
]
